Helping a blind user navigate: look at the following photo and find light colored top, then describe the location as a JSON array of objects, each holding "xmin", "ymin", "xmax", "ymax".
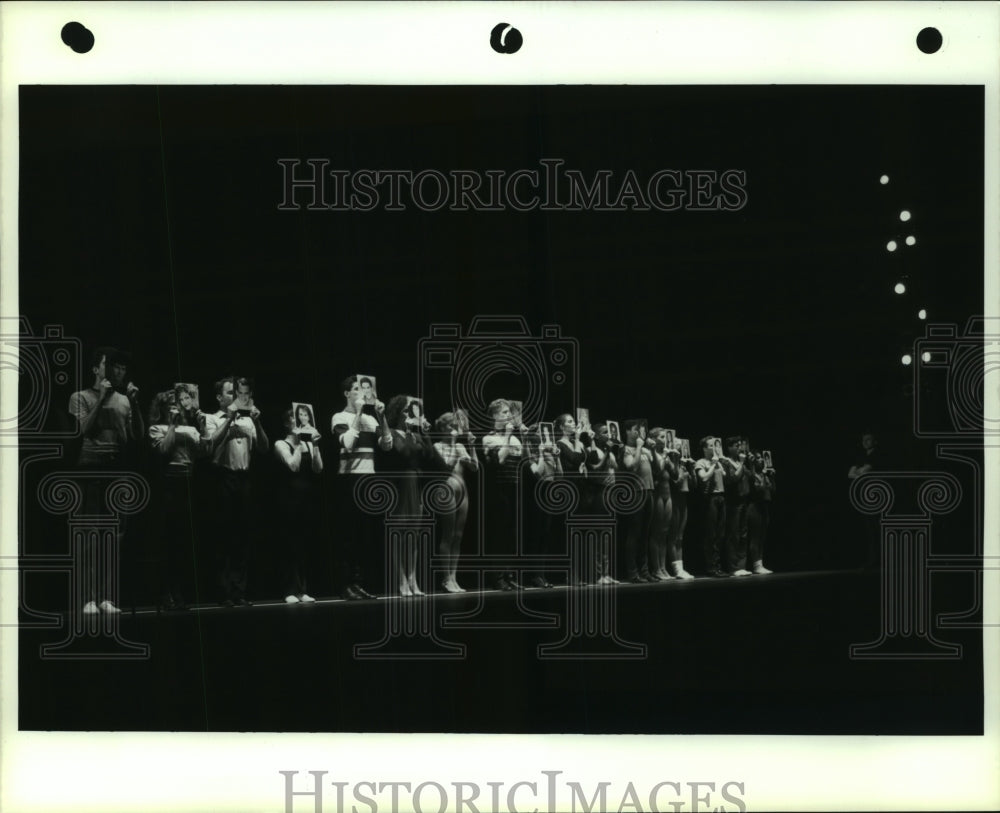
[
  {"xmin": 331, "ymin": 409, "xmax": 393, "ymax": 474},
  {"xmin": 69, "ymin": 388, "xmax": 131, "ymax": 464},
  {"xmin": 695, "ymin": 457, "xmax": 725, "ymax": 494},
  {"xmin": 203, "ymin": 411, "xmax": 256, "ymax": 471},
  {"xmin": 148, "ymin": 424, "xmax": 202, "ymax": 474}
]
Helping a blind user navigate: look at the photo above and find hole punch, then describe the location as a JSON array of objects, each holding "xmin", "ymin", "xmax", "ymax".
[
  {"xmin": 916, "ymin": 27, "xmax": 942, "ymax": 54},
  {"xmin": 61, "ymin": 21, "xmax": 94, "ymax": 54},
  {"xmin": 490, "ymin": 23, "xmax": 523, "ymax": 54}
]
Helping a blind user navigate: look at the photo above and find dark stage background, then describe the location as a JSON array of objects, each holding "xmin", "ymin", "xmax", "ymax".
[{"xmin": 16, "ymin": 85, "xmax": 984, "ymax": 733}]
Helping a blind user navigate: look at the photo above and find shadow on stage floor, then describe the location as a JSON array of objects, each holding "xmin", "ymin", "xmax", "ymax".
[{"xmin": 18, "ymin": 568, "xmax": 983, "ymax": 735}]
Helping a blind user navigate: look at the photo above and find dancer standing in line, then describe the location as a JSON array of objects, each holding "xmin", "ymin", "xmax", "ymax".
[
  {"xmin": 274, "ymin": 407, "xmax": 324, "ymax": 604},
  {"xmin": 382, "ymin": 395, "xmax": 439, "ymax": 597},
  {"xmin": 432, "ymin": 411, "xmax": 478, "ymax": 593},
  {"xmin": 202, "ymin": 375, "xmax": 270, "ymax": 607},
  {"xmin": 666, "ymin": 437, "xmax": 695, "ymax": 579},
  {"xmin": 147, "ymin": 384, "xmax": 207, "ymax": 610},
  {"xmin": 68, "ymin": 346, "xmax": 142, "ymax": 615},
  {"xmin": 720, "ymin": 435, "xmax": 753, "ymax": 577},
  {"xmin": 747, "ymin": 450, "xmax": 776, "ymax": 576},
  {"xmin": 648, "ymin": 427, "xmax": 677, "ymax": 581},
  {"xmin": 695, "ymin": 436, "xmax": 728, "ymax": 578},
  {"xmin": 330, "ymin": 375, "xmax": 393, "ymax": 599},
  {"xmin": 522, "ymin": 420, "xmax": 562, "ymax": 588},
  {"xmin": 585, "ymin": 422, "xmax": 620, "ymax": 584},
  {"xmin": 481, "ymin": 398, "xmax": 524, "ymax": 591},
  {"xmin": 621, "ymin": 419, "xmax": 656, "ymax": 583}
]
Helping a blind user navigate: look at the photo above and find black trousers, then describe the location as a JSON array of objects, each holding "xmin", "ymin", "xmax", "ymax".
[
  {"xmin": 623, "ymin": 491, "xmax": 654, "ymax": 579},
  {"xmin": 725, "ymin": 498, "xmax": 750, "ymax": 571},
  {"xmin": 334, "ymin": 473, "xmax": 382, "ymax": 593},
  {"xmin": 747, "ymin": 500, "xmax": 771, "ymax": 565},
  {"xmin": 215, "ymin": 467, "xmax": 253, "ymax": 601},
  {"xmin": 78, "ymin": 460, "xmax": 129, "ymax": 604},
  {"xmin": 156, "ymin": 471, "xmax": 198, "ymax": 604},
  {"xmin": 703, "ymin": 494, "xmax": 727, "ymax": 573},
  {"xmin": 278, "ymin": 483, "xmax": 317, "ymax": 597}
]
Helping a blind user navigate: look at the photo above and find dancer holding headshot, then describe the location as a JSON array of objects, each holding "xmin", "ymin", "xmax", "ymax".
[
  {"xmin": 584, "ymin": 422, "xmax": 620, "ymax": 584},
  {"xmin": 481, "ymin": 398, "xmax": 524, "ymax": 591},
  {"xmin": 68, "ymin": 346, "xmax": 142, "ymax": 615},
  {"xmin": 383, "ymin": 395, "xmax": 438, "ymax": 597},
  {"xmin": 432, "ymin": 411, "xmax": 479, "ymax": 593},
  {"xmin": 667, "ymin": 437, "xmax": 695, "ymax": 579},
  {"xmin": 648, "ymin": 427, "xmax": 677, "ymax": 581},
  {"xmin": 202, "ymin": 375, "xmax": 270, "ymax": 607},
  {"xmin": 274, "ymin": 407, "xmax": 324, "ymax": 604},
  {"xmin": 695, "ymin": 436, "xmax": 727, "ymax": 578},
  {"xmin": 621, "ymin": 419, "xmax": 655, "ymax": 583},
  {"xmin": 147, "ymin": 384, "xmax": 207, "ymax": 610},
  {"xmin": 330, "ymin": 375, "xmax": 393, "ymax": 599},
  {"xmin": 720, "ymin": 435, "xmax": 753, "ymax": 577},
  {"xmin": 747, "ymin": 450, "xmax": 776, "ymax": 576}
]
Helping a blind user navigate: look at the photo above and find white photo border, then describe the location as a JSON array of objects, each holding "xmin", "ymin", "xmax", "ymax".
[{"xmin": 1, "ymin": 3, "xmax": 997, "ymax": 812}]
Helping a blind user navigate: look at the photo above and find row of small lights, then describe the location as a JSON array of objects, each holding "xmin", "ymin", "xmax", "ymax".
[{"xmin": 880, "ymin": 174, "xmax": 929, "ymax": 366}]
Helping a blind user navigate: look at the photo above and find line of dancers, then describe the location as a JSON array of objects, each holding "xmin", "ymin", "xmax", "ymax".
[{"xmin": 66, "ymin": 347, "xmax": 776, "ymax": 614}]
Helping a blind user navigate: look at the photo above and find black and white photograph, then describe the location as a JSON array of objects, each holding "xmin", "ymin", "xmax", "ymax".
[
  {"xmin": 606, "ymin": 420, "xmax": 622, "ymax": 445},
  {"xmin": 1, "ymin": 4, "xmax": 998, "ymax": 813},
  {"xmin": 356, "ymin": 374, "xmax": 378, "ymax": 404},
  {"xmin": 292, "ymin": 401, "xmax": 316, "ymax": 432},
  {"xmin": 538, "ymin": 421, "xmax": 554, "ymax": 448},
  {"xmin": 680, "ymin": 437, "xmax": 692, "ymax": 461}
]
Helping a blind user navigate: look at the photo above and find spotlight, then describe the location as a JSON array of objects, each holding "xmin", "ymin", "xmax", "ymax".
[
  {"xmin": 900, "ymin": 210, "xmax": 912, "ymax": 221},
  {"xmin": 886, "ymin": 240, "xmax": 898, "ymax": 252},
  {"xmin": 901, "ymin": 354, "xmax": 913, "ymax": 366},
  {"xmin": 880, "ymin": 175, "xmax": 890, "ymax": 185},
  {"xmin": 894, "ymin": 282, "xmax": 906, "ymax": 294},
  {"xmin": 921, "ymin": 351, "xmax": 932, "ymax": 363},
  {"xmin": 918, "ymin": 308, "xmax": 927, "ymax": 320},
  {"xmin": 905, "ymin": 235, "xmax": 916, "ymax": 246}
]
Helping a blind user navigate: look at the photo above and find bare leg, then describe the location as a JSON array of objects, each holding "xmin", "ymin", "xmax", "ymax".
[
  {"xmin": 439, "ymin": 509, "xmax": 458, "ymax": 591},
  {"xmin": 450, "ymin": 493, "xmax": 469, "ymax": 591}
]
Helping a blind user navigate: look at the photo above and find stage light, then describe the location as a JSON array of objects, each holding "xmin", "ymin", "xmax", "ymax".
[
  {"xmin": 905, "ymin": 235, "xmax": 916, "ymax": 246},
  {"xmin": 900, "ymin": 210, "xmax": 912, "ymax": 221},
  {"xmin": 886, "ymin": 240, "xmax": 898, "ymax": 252},
  {"xmin": 894, "ymin": 282, "xmax": 906, "ymax": 294},
  {"xmin": 901, "ymin": 354, "xmax": 913, "ymax": 366},
  {"xmin": 921, "ymin": 351, "xmax": 932, "ymax": 363},
  {"xmin": 880, "ymin": 175, "xmax": 890, "ymax": 185},
  {"xmin": 918, "ymin": 308, "xmax": 927, "ymax": 320}
]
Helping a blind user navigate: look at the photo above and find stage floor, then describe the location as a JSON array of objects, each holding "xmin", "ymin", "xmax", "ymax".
[{"xmin": 18, "ymin": 568, "xmax": 983, "ymax": 734}]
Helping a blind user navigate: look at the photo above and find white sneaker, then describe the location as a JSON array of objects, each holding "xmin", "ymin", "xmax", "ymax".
[
  {"xmin": 284, "ymin": 594, "xmax": 300, "ymax": 604},
  {"xmin": 98, "ymin": 600, "xmax": 121, "ymax": 614},
  {"xmin": 299, "ymin": 593, "xmax": 316, "ymax": 603},
  {"xmin": 753, "ymin": 564, "xmax": 773, "ymax": 575},
  {"xmin": 82, "ymin": 601, "xmax": 99, "ymax": 615},
  {"xmin": 732, "ymin": 569, "xmax": 752, "ymax": 577},
  {"xmin": 675, "ymin": 569, "xmax": 695, "ymax": 580}
]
